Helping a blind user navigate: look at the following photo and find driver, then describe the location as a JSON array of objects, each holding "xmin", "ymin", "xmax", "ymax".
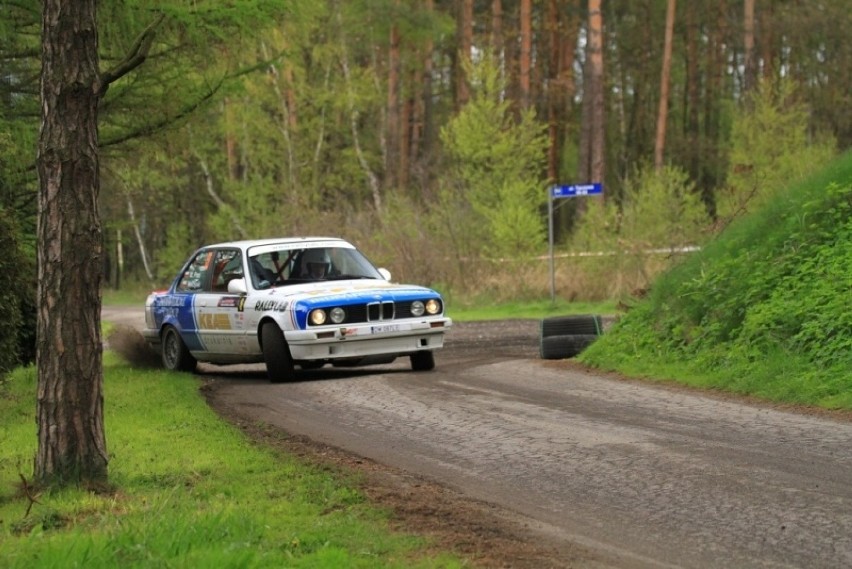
[{"xmin": 301, "ymin": 249, "xmax": 332, "ymax": 279}]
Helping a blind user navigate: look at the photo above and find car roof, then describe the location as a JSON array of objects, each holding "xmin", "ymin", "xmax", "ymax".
[{"xmin": 204, "ymin": 236, "xmax": 348, "ymax": 250}]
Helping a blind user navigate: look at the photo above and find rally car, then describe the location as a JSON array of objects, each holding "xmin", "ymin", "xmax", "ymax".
[{"xmin": 143, "ymin": 237, "xmax": 452, "ymax": 382}]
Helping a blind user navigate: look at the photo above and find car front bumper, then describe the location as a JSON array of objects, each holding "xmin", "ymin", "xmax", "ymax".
[{"xmin": 284, "ymin": 318, "xmax": 451, "ymax": 361}]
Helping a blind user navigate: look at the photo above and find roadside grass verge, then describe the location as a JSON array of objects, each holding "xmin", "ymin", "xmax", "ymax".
[
  {"xmin": 580, "ymin": 152, "xmax": 852, "ymax": 411},
  {"xmin": 447, "ymin": 297, "xmax": 617, "ymax": 322},
  {"xmin": 0, "ymin": 355, "xmax": 463, "ymax": 568}
]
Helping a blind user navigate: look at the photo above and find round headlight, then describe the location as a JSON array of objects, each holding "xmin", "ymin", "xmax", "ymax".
[
  {"xmin": 329, "ymin": 307, "xmax": 346, "ymax": 324},
  {"xmin": 309, "ymin": 309, "xmax": 327, "ymax": 325},
  {"xmin": 425, "ymin": 299, "xmax": 441, "ymax": 315},
  {"xmin": 410, "ymin": 300, "xmax": 425, "ymax": 317}
]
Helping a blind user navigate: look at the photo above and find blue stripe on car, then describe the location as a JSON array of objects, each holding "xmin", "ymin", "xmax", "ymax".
[
  {"xmin": 292, "ymin": 289, "xmax": 441, "ymax": 329},
  {"xmin": 153, "ymin": 293, "xmax": 205, "ymax": 352}
]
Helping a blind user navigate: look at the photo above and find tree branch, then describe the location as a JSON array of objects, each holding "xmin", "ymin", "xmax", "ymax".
[
  {"xmin": 98, "ymin": 13, "xmax": 166, "ymax": 96},
  {"xmin": 100, "ymin": 79, "xmax": 224, "ymax": 148}
]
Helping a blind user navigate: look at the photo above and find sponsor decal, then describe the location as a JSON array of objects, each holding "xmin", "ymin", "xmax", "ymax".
[
  {"xmin": 157, "ymin": 296, "xmax": 187, "ymax": 307},
  {"xmin": 340, "ymin": 327, "xmax": 357, "ymax": 337},
  {"xmin": 254, "ymin": 299, "xmax": 289, "ymax": 312},
  {"xmin": 204, "ymin": 336, "xmax": 235, "ymax": 347},
  {"xmin": 199, "ymin": 313, "xmax": 232, "ymax": 330},
  {"xmin": 238, "ymin": 297, "xmax": 246, "ymax": 312},
  {"xmin": 217, "ymin": 296, "xmax": 242, "ymax": 309}
]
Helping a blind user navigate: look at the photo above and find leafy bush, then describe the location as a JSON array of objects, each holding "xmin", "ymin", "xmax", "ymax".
[
  {"xmin": 719, "ymin": 78, "xmax": 836, "ymax": 223},
  {"xmin": 440, "ymin": 53, "xmax": 549, "ymax": 259},
  {"xmin": 566, "ymin": 164, "xmax": 709, "ymax": 299}
]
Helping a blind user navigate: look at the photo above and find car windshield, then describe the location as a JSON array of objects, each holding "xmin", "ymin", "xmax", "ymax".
[{"xmin": 247, "ymin": 245, "xmax": 384, "ymax": 289}]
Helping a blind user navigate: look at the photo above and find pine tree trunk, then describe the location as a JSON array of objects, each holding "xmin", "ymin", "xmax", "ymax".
[
  {"xmin": 36, "ymin": 0, "xmax": 108, "ymax": 487},
  {"xmin": 587, "ymin": 0, "xmax": 605, "ymax": 185},
  {"xmin": 743, "ymin": 0, "xmax": 757, "ymax": 94},
  {"xmin": 456, "ymin": 0, "xmax": 473, "ymax": 108},
  {"xmin": 654, "ymin": 0, "xmax": 676, "ymax": 170},
  {"xmin": 684, "ymin": 1, "xmax": 701, "ymax": 184},
  {"xmin": 386, "ymin": 20, "xmax": 401, "ymax": 190},
  {"xmin": 519, "ymin": 0, "xmax": 532, "ymax": 109}
]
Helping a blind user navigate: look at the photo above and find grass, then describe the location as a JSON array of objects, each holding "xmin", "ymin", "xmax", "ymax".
[
  {"xmin": 446, "ymin": 298, "xmax": 617, "ymax": 322},
  {"xmin": 580, "ymin": 151, "xmax": 852, "ymax": 411},
  {"xmin": 0, "ymin": 355, "xmax": 464, "ymax": 568}
]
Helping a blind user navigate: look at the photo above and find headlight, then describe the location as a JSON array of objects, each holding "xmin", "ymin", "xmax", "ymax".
[
  {"xmin": 410, "ymin": 300, "xmax": 425, "ymax": 317},
  {"xmin": 425, "ymin": 299, "xmax": 441, "ymax": 315},
  {"xmin": 329, "ymin": 307, "xmax": 346, "ymax": 324},
  {"xmin": 309, "ymin": 309, "xmax": 327, "ymax": 325}
]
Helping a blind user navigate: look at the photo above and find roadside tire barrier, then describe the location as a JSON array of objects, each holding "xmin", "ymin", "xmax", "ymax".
[
  {"xmin": 539, "ymin": 334, "xmax": 598, "ymax": 360},
  {"xmin": 540, "ymin": 314, "xmax": 603, "ymax": 338}
]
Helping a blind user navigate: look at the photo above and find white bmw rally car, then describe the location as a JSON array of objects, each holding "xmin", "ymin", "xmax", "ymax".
[{"xmin": 143, "ymin": 237, "xmax": 452, "ymax": 382}]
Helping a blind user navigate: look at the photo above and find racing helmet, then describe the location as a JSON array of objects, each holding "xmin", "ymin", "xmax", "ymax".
[{"xmin": 302, "ymin": 248, "xmax": 331, "ymax": 277}]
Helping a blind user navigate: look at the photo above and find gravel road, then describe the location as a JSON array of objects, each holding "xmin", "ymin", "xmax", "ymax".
[{"xmin": 104, "ymin": 307, "xmax": 852, "ymax": 568}]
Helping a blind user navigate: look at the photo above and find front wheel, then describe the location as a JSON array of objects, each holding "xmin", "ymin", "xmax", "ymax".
[
  {"xmin": 261, "ymin": 323, "xmax": 295, "ymax": 383},
  {"xmin": 410, "ymin": 350, "xmax": 435, "ymax": 371},
  {"xmin": 161, "ymin": 326, "xmax": 197, "ymax": 372}
]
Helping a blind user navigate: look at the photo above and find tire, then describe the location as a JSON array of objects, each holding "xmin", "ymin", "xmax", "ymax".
[
  {"xmin": 540, "ymin": 334, "xmax": 598, "ymax": 360},
  {"xmin": 540, "ymin": 315, "xmax": 603, "ymax": 338},
  {"xmin": 410, "ymin": 350, "xmax": 435, "ymax": 371},
  {"xmin": 161, "ymin": 326, "xmax": 197, "ymax": 372},
  {"xmin": 261, "ymin": 322, "xmax": 295, "ymax": 383}
]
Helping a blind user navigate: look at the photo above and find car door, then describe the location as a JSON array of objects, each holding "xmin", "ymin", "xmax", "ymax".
[{"xmin": 193, "ymin": 248, "xmax": 249, "ymax": 355}]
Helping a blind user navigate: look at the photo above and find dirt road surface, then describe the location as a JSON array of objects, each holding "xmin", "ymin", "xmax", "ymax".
[{"xmin": 104, "ymin": 306, "xmax": 852, "ymax": 568}]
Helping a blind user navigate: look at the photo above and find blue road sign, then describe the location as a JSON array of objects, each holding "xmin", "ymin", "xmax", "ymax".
[{"xmin": 551, "ymin": 183, "xmax": 603, "ymax": 198}]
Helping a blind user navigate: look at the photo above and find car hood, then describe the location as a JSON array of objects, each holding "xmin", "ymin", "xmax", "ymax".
[{"xmin": 256, "ymin": 279, "xmax": 439, "ymax": 304}]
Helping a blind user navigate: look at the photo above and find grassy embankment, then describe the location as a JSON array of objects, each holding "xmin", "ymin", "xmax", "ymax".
[
  {"xmin": 580, "ymin": 152, "xmax": 852, "ymax": 410},
  {"xmin": 0, "ymin": 353, "xmax": 463, "ymax": 568}
]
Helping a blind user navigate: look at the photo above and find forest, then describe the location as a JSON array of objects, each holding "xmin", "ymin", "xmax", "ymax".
[{"xmin": 1, "ymin": 0, "xmax": 848, "ymax": 303}]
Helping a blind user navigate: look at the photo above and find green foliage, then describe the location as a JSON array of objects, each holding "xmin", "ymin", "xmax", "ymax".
[
  {"xmin": 440, "ymin": 54, "xmax": 549, "ymax": 258},
  {"xmin": 582, "ymin": 153, "xmax": 852, "ymax": 409},
  {"xmin": 719, "ymin": 78, "xmax": 836, "ymax": 222},
  {"xmin": 0, "ymin": 355, "xmax": 463, "ymax": 568},
  {"xmin": 0, "ymin": 209, "xmax": 35, "ymax": 373},
  {"xmin": 567, "ymin": 164, "xmax": 709, "ymax": 298}
]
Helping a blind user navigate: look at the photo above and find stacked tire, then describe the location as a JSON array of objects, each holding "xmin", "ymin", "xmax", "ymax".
[{"xmin": 539, "ymin": 314, "xmax": 603, "ymax": 360}]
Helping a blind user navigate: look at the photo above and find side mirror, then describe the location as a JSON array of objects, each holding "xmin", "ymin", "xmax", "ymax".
[
  {"xmin": 228, "ymin": 278, "xmax": 248, "ymax": 294},
  {"xmin": 378, "ymin": 268, "xmax": 391, "ymax": 281}
]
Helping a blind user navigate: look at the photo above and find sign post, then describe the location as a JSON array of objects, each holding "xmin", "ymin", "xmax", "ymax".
[{"xmin": 548, "ymin": 183, "xmax": 603, "ymax": 303}]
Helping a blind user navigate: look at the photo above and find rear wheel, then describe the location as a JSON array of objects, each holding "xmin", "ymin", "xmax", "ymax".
[
  {"xmin": 261, "ymin": 323, "xmax": 295, "ymax": 383},
  {"xmin": 410, "ymin": 350, "xmax": 435, "ymax": 371},
  {"xmin": 161, "ymin": 326, "xmax": 197, "ymax": 372}
]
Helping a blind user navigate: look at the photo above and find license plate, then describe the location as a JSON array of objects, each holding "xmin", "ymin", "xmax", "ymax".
[{"xmin": 369, "ymin": 324, "xmax": 401, "ymax": 334}]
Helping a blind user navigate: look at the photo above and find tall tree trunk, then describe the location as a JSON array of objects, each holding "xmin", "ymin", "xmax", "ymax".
[
  {"xmin": 336, "ymin": 4, "xmax": 382, "ymax": 212},
  {"xmin": 126, "ymin": 196, "xmax": 154, "ymax": 282},
  {"xmin": 36, "ymin": 0, "xmax": 108, "ymax": 486},
  {"xmin": 587, "ymin": 0, "xmax": 605, "ymax": 185},
  {"xmin": 743, "ymin": 0, "xmax": 757, "ymax": 94},
  {"xmin": 457, "ymin": 0, "xmax": 473, "ymax": 108},
  {"xmin": 684, "ymin": 0, "xmax": 701, "ymax": 184},
  {"xmin": 491, "ymin": 0, "xmax": 503, "ymax": 55},
  {"xmin": 547, "ymin": 0, "xmax": 560, "ymax": 181},
  {"xmin": 654, "ymin": 0, "xmax": 676, "ymax": 170},
  {"xmin": 702, "ymin": 0, "xmax": 729, "ymax": 219},
  {"xmin": 519, "ymin": 0, "xmax": 532, "ymax": 109},
  {"xmin": 413, "ymin": 0, "xmax": 435, "ymax": 189},
  {"xmin": 386, "ymin": 19, "xmax": 401, "ymax": 190},
  {"xmin": 546, "ymin": 0, "xmax": 578, "ymax": 182},
  {"xmin": 760, "ymin": 0, "xmax": 774, "ymax": 81}
]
